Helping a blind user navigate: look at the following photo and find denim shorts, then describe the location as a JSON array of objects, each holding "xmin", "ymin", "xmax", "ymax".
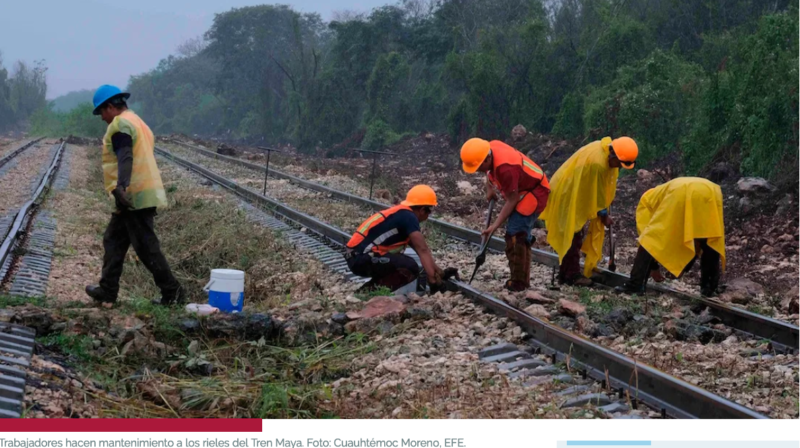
[{"xmin": 506, "ymin": 211, "xmax": 539, "ymax": 243}]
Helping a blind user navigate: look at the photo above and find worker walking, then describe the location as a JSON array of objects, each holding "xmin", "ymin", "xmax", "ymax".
[
  {"xmin": 85, "ymin": 85, "xmax": 184, "ymax": 306},
  {"xmin": 460, "ymin": 138, "xmax": 550, "ymax": 291},
  {"xmin": 615, "ymin": 177, "xmax": 725, "ymax": 297},
  {"xmin": 540, "ymin": 136, "xmax": 638, "ymax": 286},
  {"xmin": 345, "ymin": 185, "xmax": 445, "ymax": 293}
]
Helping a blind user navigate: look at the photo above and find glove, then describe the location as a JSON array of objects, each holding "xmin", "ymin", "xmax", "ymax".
[
  {"xmin": 442, "ymin": 267, "xmax": 460, "ymax": 281},
  {"xmin": 428, "ymin": 267, "xmax": 461, "ymax": 295},
  {"xmin": 112, "ymin": 186, "xmax": 134, "ymax": 211},
  {"xmin": 433, "ymin": 265, "xmax": 445, "ymax": 284}
]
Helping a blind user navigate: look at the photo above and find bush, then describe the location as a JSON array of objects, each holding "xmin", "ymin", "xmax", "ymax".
[
  {"xmin": 552, "ymin": 91, "xmax": 584, "ymax": 138},
  {"xmin": 727, "ymin": 12, "xmax": 798, "ymax": 179},
  {"xmin": 361, "ymin": 119, "xmax": 405, "ymax": 151},
  {"xmin": 584, "ymin": 49, "xmax": 704, "ymax": 166},
  {"xmin": 29, "ymin": 102, "xmax": 107, "ymax": 138},
  {"xmin": 683, "ymin": 11, "xmax": 799, "ymax": 179}
]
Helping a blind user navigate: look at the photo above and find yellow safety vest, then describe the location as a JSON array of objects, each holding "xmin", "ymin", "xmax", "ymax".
[{"xmin": 102, "ymin": 110, "xmax": 167, "ymax": 210}]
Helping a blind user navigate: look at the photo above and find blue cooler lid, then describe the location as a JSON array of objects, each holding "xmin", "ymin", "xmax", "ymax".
[{"xmin": 211, "ymin": 269, "xmax": 245, "ymax": 280}]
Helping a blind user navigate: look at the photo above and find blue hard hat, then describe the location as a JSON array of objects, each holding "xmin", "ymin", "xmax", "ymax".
[{"xmin": 92, "ymin": 84, "xmax": 130, "ymax": 115}]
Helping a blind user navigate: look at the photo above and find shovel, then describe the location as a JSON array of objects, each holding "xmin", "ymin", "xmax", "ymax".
[{"xmin": 469, "ymin": 199, "xmax": 496, "ymax": 284}]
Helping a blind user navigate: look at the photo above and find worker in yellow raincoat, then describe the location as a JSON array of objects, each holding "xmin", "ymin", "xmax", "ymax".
[
  {"xmin": 615, "ymin": 177, "xmax": 726, "ymax": 297},
  {"xmin": 540, "ymin": 136, "xmax": 638, "ymax": 286}
]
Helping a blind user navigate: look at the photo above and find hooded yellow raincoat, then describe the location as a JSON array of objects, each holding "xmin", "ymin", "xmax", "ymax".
[
  {"xmin": 540, "ymin": 137, "xmax": 618, "ymax": 277},
  {"xmin": 637, "ymin": 177, "xmax": 726, "ymax": 277}
]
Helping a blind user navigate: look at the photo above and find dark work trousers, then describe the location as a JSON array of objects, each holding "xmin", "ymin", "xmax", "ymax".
[
  {"xmin": 347, "ymin": 252, "xmax": 420, "ymax": 291},
  {"xmin": 559, "ymin": 230, "xmax": 585, "ymax": 282},
  {"xmin": 99, "ymin": 207, "xmax": 180, "ymax": 299},
  {"xmin": 627, "ymin": 239, "xmax": 721, "ymax": 296},
  {"xmin": 625, "ymin": 246, "xmax": 661, "ymax": 290}
]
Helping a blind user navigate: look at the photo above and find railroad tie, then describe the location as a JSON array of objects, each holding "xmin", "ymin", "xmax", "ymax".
[{"xmin": 0, "ymin": 322, "xmax": 36, "ymax": 418}]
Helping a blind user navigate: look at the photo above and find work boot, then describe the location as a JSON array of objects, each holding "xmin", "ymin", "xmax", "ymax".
[
  {"xmin": 521, "ymin": 238, "xmax": 532, "ymax": 286},
  {"xmin": 504, "ymin": 234, "xmax": 530, "ymax": 292},
  {"xmin": 700, "ymin": 286, "xmax": 716, "ymax": 298},
  {"xmin": 506, "ymin": 235, "xmax": 531, "ymax": 292},
  {"xmin": 562, "ymin": 275, "xmax": 593, "ymax": 287},
  {"xmin": 85, "ymin": 285, "xmax": 116, "ymax": 304},
  {"xmin": 376, "ymin": 269, "xmax": 417, "ymax": 291},
  {"xmin": 614, "ymin": 282, "xmax": 645, "ymax": 295},
  {"xmin": 152, "ymin": 285, "xmax": 186, "ymax": 306},
  {"xmin": 505, "ymin": 280, "xmax": 528, "ymax": 292}
]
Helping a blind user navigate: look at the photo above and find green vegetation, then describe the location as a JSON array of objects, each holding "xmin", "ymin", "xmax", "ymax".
[
  {"xmin": 115, "ymin": 0, "xmax": 797, "ymax": 182},
  {"xmin": 24, "ymin": 148, "xmax": 376, "ymax": 418},
  {"xmin": 49, "ymin": 89, "xmax": 94, "ymax": 112},
  {"xmin": 6, "ymin": 0, "xmax": 798, "ymax": 182},
  {"xmin": 356, "ymin": 286, "xmax": 394, "ymax": 301},
  {"xmin": 0, "ymin": 52, "xmax": 47, "ymax": 132},
  {"xmin": 38, "ymin": 302, "xmax": 373, "ymax": 417},
  {"xmin": 39, "ymin": 333, "xmax": 97, "ymax": 363},
  {"xmin": 29, "ymin": 103, "xmax": 106, "ymax": 137},
  {"xmin": 0, "ymin": 294, "xmax": 49, "ymax": 308}
]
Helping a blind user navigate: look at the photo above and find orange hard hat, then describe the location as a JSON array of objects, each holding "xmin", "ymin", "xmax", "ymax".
[
  {"xmin": 401, "ymin": 184, "xmax": 438, "ymax": 207},
  {"xmin": 612, "ymin": 136, "xmax": 638, "ymax": 169},
  {"xmin": 460, "ymin": 138, "xmax": 491, "ymax": 173}
]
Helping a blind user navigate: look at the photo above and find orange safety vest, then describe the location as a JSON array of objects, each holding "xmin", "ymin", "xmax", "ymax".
[
  {"xmin": 347, "ymin": 204, "xmax": 415, "ymax": 256},
  {"xmin": 486, "ymin": 140, "xmax": 550, "ymax": 216}
]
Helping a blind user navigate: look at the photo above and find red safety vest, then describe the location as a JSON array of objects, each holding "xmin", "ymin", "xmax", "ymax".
[
  {"xmin": 486, "ymin": 140, "xmax": 550, "ymax": 215},
  {"xmin": 347, "ymin": 204, "xmax": 414, "ymax": 255}
]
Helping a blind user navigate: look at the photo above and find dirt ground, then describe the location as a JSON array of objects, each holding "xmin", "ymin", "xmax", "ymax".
[
  {"xmin": 12, "ymin": 143, "xmax": 642, "ymax": 419},
  {"xmin": 154, "ymin": 136, "xmax": 798, "ymax": 418},
  {"xmin": 0, "ymin": 137, "xmax": 20, "ymax": 157},
  {"xmin": 3, "ymin": 131, "xmax": 794, "ymax": 419},
  {"xmin": 0, "ymin": 140, "xmax": 57, "ymax": 215},
  {"xmin": 163, "ymin": 133, "xmax": 799, "ymax": 317}
]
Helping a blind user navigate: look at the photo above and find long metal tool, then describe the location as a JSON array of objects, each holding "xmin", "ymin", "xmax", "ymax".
[
  {"xmin": 607, "ymin": 208, "xmax": 616, "ymax": 272},
  {"xmin": 469, "ymin": 199, "xmax": 495, "ymax": 284},
  {"xmin": 163, "ymin": 141, "xmax": 799, "ymax": 351},
  {"xmin": 156, "ymin": 147, "xmax": 769, "ymax": 419},
  {"xmin": 347, "ymin": 148, "xmax": 396, "ymax": 200},
  {"xmin": 256, "ymin": 146, "xmax": 283, "ymax": 196}
]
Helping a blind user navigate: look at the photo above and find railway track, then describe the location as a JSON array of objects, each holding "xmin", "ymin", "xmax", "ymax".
[
  {"xmin": 156, "ymin": 145, "xmax": 769, "ymax": 419},
  {"xmin": 0, "ymin": 138, "xmax": 44, "ymax": 171},
  {"xmin": 0, "ymin": 139, "xmax": 65, "ymax": 418},
  {"xmin": 159, "ymin": 141, "xmax": 799, "ymax": 353}
]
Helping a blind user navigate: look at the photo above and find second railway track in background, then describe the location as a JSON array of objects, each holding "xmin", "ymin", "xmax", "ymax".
[
  {"xmin": 156, "ymin": 145, "xmax": 769, "ymax": 419},
  {"xmin": 159, "ymin": 141, "xmax": 799, "ymax": 353},
  {"xmin": 0, "ymin": 139, "xmax": 65, "ymax": 419}
]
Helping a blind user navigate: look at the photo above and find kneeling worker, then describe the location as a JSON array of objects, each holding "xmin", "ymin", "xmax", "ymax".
[
  {"xmin": 345, "ymin": 185, "xmax": 445, "ymax": 293},
  {"xmin": 616, "ymin": 177, "xmax": 725, "ymax": 297},
  {"xmin": 460, "ymin": 138, "xmax": 550, "ymax": 291}
]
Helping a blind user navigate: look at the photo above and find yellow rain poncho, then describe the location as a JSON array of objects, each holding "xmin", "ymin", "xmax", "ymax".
[
  {"xmin": 637, "ymin": 177, "xmax": 726, "ymax": 277},
  {"xmin": 540, "ymin": 137, "xmax": 618, "ymax": 277}
]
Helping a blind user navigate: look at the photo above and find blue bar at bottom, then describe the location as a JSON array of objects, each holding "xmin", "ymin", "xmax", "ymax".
[{"xmin": 567, "ymin": 443, "xmax": 652, "ymax": 446}]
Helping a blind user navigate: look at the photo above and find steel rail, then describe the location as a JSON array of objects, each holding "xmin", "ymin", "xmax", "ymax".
[
  {"xmin": 157, "ymin": 147, "xmax": 767, "ymax": 419},
  {"xmin": 0, "ymin": 138, "xmax": 45, "ymax": 171},
  {"xmin": 161, "ymin": 141, "xmax": 799, "ymax": 351},
  {"xmin": 0, "ymin": 141, "xmax": 65, "ymax": 281}
]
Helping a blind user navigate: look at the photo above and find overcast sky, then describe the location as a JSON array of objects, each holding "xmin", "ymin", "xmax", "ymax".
[{"xmin": 0, "ymin": 0, "xmax": 389, "ymax": 99}]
